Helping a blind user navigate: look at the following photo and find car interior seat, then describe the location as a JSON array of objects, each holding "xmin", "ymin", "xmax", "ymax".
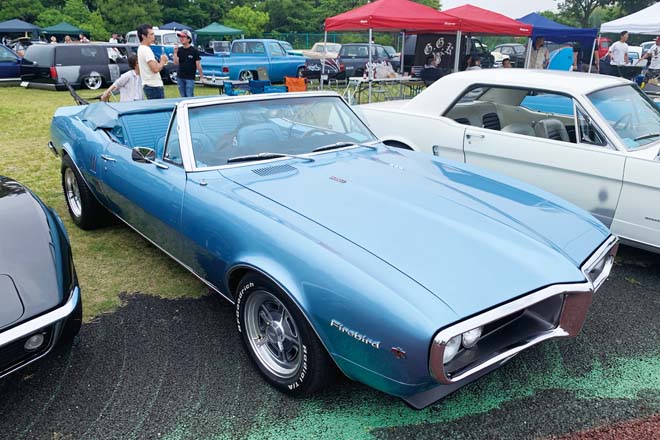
[
  {"xmin": 236, "ymin": 123, "xmax": 284, "ymax": 156},
  {"xmin": 534, "ymin": 118, "xmax": 570, "ymax": 142},
  {"xmin": 501, "ymin": 123, "xmax": 536, "ymax": 136}
]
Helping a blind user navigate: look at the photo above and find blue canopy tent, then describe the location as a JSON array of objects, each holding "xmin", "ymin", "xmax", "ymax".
[
  {"xmin": 161, "ymin": 22, "xmax": 194, "ymax": 32},
  {"xmin": 517, "ymin": 13, "xmax": 598, "ymax": 70},
  {"xmin": 0, "ymin": 19, "xmax": 41, "ymax": 41}
]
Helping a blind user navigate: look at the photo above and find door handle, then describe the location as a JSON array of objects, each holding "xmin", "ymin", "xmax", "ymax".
[
  {"xmin": 466, "ymin": 133, "xmax": 485, "ymax": 139},
  {"xmin": 100, "ymin": 155, "xmax": 116, "ymax": 162}
]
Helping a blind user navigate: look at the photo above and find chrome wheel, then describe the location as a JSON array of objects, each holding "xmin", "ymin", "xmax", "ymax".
[
  {"xmin": 244, "ymin": 290, "xmax": 302, "ymax": 378},
  {"xmin": 84, "ymin": 74, "xmax": 102, "ymax": 90},
  {"xmin": 168, "ymin": 70, "xmax": 178, "ymax": 84},
  {"xmin": 64, "ymin": 168, "xmax": 82, "ymax": 218},
  {"xmin": 239, "ymin": 70, "xmax": 254, "ymax": 81}
]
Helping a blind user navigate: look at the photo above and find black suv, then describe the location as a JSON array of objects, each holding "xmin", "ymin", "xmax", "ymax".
[{"xmin": 20, "ymin": 43, "xmax": 177, "ymax": 91}]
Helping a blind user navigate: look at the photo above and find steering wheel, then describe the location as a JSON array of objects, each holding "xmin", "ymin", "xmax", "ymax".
[
  {"xmin": 303, "ymin": 128, "xmax": 329, "ymax": 137},
  {"xmin": 612, "ymin": 113, "xmax": 632, "ymax": 132}
]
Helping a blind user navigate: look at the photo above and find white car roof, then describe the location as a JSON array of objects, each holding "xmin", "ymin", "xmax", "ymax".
[{"xmin": 405, "ymin": 69, "xmax": 631, "ymax": 115}]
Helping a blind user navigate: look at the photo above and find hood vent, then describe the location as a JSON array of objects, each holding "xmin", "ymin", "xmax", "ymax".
[{"xmin": 252, "ymin": 164, "xmax": 297, "ymax": 176}]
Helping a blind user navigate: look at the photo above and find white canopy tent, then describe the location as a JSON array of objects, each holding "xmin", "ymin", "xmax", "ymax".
[{"xmin": 601, "ymin": 2, "xmax": 660, "ymax": 34}]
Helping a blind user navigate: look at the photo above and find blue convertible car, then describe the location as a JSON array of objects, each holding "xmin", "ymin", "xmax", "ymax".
[{"xmin": 49, "ymin": 93, "xmax": 617, "ymax": 408}]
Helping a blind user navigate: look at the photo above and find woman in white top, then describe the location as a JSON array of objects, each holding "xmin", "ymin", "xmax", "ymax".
[{"xmin": 101, "ymin": 55, "xmax": 143, "ymax": 102}]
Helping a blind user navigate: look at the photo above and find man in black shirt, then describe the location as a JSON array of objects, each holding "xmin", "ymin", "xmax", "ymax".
[{"xmin": 173, "ymin": 30, "xmax": 204, "ymax": 97}]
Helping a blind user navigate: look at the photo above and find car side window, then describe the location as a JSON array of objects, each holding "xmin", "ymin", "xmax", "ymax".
[
  {"xmin": 0, "ymin": 45, "xmax": 17, "ymax": 62},
  {"xmin": 164, "ymin": 113, "xmax": 182, "ymax": 165},
  {"xmin": 446, "ymin": 86, "xmax": 577, "ymax": 143},
  {"xmin": 576, "ymin": 105, "xmax": 607, "ymax": 147},
  {"xmin": 268, "ymin": 42, "xmax": 286, "ymax": 57},
  {"xmin": 163, "ymin": 34, "xmax": 178, "ymax": 45},
  {"xmin": 502, "ymin": 47, "xmax": 513, "ymax": 55}
]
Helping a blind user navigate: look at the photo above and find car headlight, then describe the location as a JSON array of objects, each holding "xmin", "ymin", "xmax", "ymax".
[
  {"xmin": 443, "ymin": 335, "xmax": 462, "ymax": 364},
  {"xmin": 584, "ymin": 241, "xmax": 618, "ymax": 291},
  {"xmin": 462, "ymin": 326, "xmax": 483, "ymax": 348}
]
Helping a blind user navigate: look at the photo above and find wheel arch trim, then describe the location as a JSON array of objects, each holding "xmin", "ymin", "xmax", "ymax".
[{"xmin": 225, "ymin": 262, "xmax": 352, "ymax": 379}]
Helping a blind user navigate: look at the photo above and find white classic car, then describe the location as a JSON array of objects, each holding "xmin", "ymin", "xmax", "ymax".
[{"xmin": 359, "ymin": 69, "xmax": 660, "ymax": 253}]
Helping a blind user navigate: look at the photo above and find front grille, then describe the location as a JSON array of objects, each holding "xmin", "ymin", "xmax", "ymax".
[
  {"xmin": 444, "ymin": 294, "xmax": 564, "ymax": 378},
  {"xmin": 0, "ymin": 326, "xmax": 54, "ymax": 376}
]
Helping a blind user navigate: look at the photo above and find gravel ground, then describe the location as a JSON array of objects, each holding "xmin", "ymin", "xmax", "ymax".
[{"xmin": 0, "ymin": 245, "xmax": 658, "ymax": 439}]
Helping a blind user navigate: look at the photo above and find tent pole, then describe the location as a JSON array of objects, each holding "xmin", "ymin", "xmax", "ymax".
[
  {"xmin": 454, "ymin": 31, "xmax": 462, "ymax": 72},
  {"xmin": 321, "ymin": 30, "xmax": 327, "ymax": 91},
  {"xmin": 369, "ymin": 28, "xmax": 373, "ymax": 103},
  {"xmin": 588, "ymin": 34, "xmax": 598, "ymax": 73},
  {"xmin": 525, "ymin": 38, "xmax": 532, "ymax": 68},
  {"xmin": 400, "ymin": 31, "xmax": 405, "ymax": 74}
]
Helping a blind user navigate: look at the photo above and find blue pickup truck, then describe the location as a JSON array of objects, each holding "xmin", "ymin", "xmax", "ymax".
[{"xmin": 200, "ymin": 39, "xmax": 307, "ymax": 82}]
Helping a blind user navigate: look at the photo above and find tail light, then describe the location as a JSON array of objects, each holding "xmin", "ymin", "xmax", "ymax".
[
  {"xmin": 339, "ymin": 63, "xmax": 345, "ymax": 71},
  {"xmin": 222, "ymin": 66, "xmax": 229, "ymax": 73},
  {"xmin": 50, "ymin": 66, "xmax": 57, "ymax": 79}
]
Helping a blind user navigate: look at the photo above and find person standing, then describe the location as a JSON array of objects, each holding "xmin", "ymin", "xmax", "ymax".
[
  {"xmin": 49, "ymin": 36, "xmax": 57, "ymax": 44},
  {"xmin": 101, "ymin": 55, "xmax": 143, "ymax": 102},
  {"xmin": 109, "ymin": 33, "xmax": 118, "ymax": 44},
  {"xmin": 173, "ymin": 29, "xmax": 204, "ymax": 97},
  {"xmin": 530, "ymin": 37, "xmax": 549, "ymax": 69},
  {"xmin": 609, "ymin": 31, "xmax": 630, "ymax": 66},
  {"xmin": 79, "ymin": 34, "xmax": 89, "ymax": 43},
  {"xmin": 502, "ymin": 58, "xmax": 512, "ymax": 68},
  {"xmin": 641, "ymin": 35, "xmax": 660, "ymax": 83},
  {"xmin": 136, "ymin": 23, "xmax": 168, "ymax": 99}
]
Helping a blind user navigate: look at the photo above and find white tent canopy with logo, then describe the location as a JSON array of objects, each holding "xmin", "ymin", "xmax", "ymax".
[{"xmin": 601, "ymin": 2, "xmax": 660, "ymax": 34}]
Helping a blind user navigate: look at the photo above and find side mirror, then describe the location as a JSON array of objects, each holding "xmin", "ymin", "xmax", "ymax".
[{"xmin": 132, "ymin": 146, "xmax": 169, "ymax": 169}]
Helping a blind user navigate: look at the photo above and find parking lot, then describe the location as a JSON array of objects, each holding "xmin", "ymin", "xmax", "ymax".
[{"xmin": 0, "ymin": 244, "xmax": 658, "ymax": 439}]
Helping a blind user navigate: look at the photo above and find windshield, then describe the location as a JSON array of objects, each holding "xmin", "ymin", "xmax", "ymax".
[
  {"xmin": 314, "ymin": 43, "xmax": 340, "ymax": 53},
  {"xmin": 588, "ymin": 85, "xmax": 660, "ymax": 149},
  {"xmin": 187, "ymin": 96, "xmax": 376, "ymax": 168}
]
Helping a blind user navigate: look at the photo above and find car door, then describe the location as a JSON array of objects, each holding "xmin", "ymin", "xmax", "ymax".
[
  {"xmin": 267, "ymin": 41, "xmax": 290, "ymax": 81},
  {"xmin": 99, "ymin": 111, "xmax": 187, "ymax": 257},
  {"xmin": 0, "ymin": 45, "xmax": 20, "ymax": 81},
  {"xmin": 455, "ymin": 86, "xmax": 626, "ymax": 227},
  {"xmin": 611, "ymin": 151, "xmax": 660, "ymax": 249}
]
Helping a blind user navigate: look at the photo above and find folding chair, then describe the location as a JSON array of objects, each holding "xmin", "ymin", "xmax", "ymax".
[
  {"xmin": 224, "ymin": 82, "xmax": 248, "ymax": 96},
  {"xmin": 248, "ymin": 80, "xmax": 271, "ymax": 94},
  {"xmin": 284, "ymin": 76, "xmax": 307, "ymax": 92},
  {"xmin": 264, "ymin": 85, "xmax": 288, "ymax": 93}
]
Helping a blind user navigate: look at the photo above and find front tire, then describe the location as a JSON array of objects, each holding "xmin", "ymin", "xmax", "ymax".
[
  {"xmin": 235, "ymin": 274, "xmax": 335, "ymax": 396},
  {"xmin": 62, "ymin": 155, "xmax": 108, "ymax": 230}
]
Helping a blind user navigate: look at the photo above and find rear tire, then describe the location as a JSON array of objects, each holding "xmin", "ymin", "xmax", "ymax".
[
  {"xmin": 61, "ymin": 155, "xmax": 108, "ymax": 230},
  {"xmin": 235, "ymin": 273, "xmax": 335, "ymax": 396},
  {"xmin": 83, "ymin": 73, "xmax": 103, "ymax": 90},
  {"xmin": 239, "ymin": 70, "xmax": 254, "ymax": 81}
]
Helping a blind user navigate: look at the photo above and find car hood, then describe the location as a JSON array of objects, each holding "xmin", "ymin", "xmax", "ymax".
[
  {"xmin": 220, "ymin": 147, "xmax": 609, "ymax": 317},
  {"xmin": 0, "ymin": 178, "xmax": 63, "ymax": 329}
]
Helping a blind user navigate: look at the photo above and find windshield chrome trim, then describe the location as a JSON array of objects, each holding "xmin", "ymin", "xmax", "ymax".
[{"xmin": 175, "ymin": 93, "xmax": 378, "ymax": 173}]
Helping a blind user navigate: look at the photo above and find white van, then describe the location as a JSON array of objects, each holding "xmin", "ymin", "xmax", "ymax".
[{"xmin": 125, "ymin": 28, "xmax": 178, "ymax": 46}]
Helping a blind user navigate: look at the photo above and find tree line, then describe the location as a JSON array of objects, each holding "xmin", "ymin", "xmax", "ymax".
[{"xmin": 0, "ymin": 0, "xmax": 655, "ymax": 42}]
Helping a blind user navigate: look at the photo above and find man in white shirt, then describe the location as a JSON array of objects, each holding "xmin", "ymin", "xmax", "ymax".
[
  {"xmin": 136, "ymin": 23, "xmax": 169, "ymax": 99},
  {"xmin": 530, "ymin": 37, "xmax": 550, "ymax": 69},
  {"xmin": 642, "ymin": 35, "xmax": 660, "ymax": 83},
  {"xmin": 609, "ymin": 31, "xmax": 629, "ymax": 66},
  {"xmin": 101, "ymin": 55, "xmax": 143, "ymax": 102},
  {"xmin": 108, "ymin": 33, "xmax": 118, "ymax": 44}
]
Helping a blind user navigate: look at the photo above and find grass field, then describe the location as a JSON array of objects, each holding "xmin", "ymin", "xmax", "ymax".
[{"xmin": 0, "ymin": 85, "xmax": 221, "ymax": 320}]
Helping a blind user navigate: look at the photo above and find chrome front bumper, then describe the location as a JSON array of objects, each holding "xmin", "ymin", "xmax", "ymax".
[
  {"xmin": 0, "ymin": 286, "xmax": 80, "ymax": 378},
  {"xmin": 429, "ymin": 235, "xmax": 618, "ymax": 386}
]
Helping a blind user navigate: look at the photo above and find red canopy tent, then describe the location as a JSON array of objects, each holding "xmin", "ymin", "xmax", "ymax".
[
  {"xmin": 324, "ymin": 0, "xmax": 461, "ymax": 33},
  {"xmin": 322, "ymin": 0, "xmax": 462, "ymax": 97},
  {"xmin": 441, "ymin": 4, "xmax": 532, "ymax": 36}
]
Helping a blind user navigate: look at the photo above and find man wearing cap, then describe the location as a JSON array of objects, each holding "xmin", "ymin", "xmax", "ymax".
[
  {"xmin": 642, "ymin": 36, "xmax": 660, "ymax": 84},
  {"xmin": 173, "ymin": 30, "xmax": 204, "ymax": 97}
]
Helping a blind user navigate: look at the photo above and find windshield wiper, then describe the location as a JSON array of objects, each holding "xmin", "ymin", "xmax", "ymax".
[
  {"xmin": 633, "ymin": 133, "xmax": 660, "ymax": 141},
  {"xmin": 226, "ymin": 152, "xmax": 315, "ymax": 164},
  {"xmin": 312, "ymin": 142, "xmax": 378, "ymax": 152}
]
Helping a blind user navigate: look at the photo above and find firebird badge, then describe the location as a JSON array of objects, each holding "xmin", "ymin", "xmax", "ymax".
[
  {"xmin": 329, "ymin": 176, "xmax": 347, "ymax": 183},
  {"xmin": 330, "ymin": 319, "xmax": 380, "ymax": 349}
]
